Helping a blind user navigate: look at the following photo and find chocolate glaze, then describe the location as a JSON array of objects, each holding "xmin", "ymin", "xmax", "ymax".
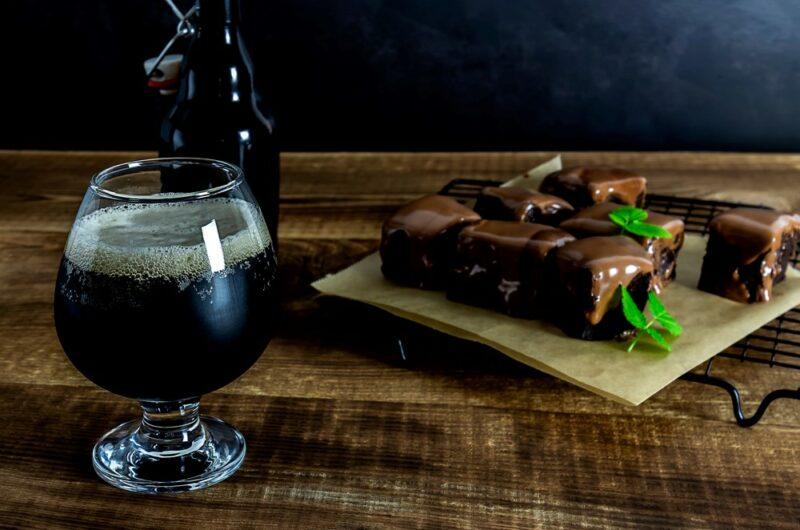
[
  {"xmin": 474, "ymin": 186, "xmax": 575, "ymax": 225},
  {"xmin": 539, "ymin": 166, "xmax": 646, "ymax": 209},
  {"xmin": 708, "ymin": 208, "xmax": 800, "ymax": 264},
  {"xmin": 559, "ymin": 202, "xmax": 685, "ymax": 292},
  {"xmin": 549, "ymin": 236, "xmax": 654, "ymax": 327},
  {"xmin": 380, "ymin": 195, "xmax": 481, "ymax": 289},
  {"xmin": 698, "ymin": 207, "xmax": 800, "ymax": 303},
  {"xmin": 448, "ymin": 221, "xmax": 574, "ymax": 316}
]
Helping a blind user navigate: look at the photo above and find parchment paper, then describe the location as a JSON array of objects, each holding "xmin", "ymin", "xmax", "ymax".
[{"xmin": 312, "ymin": 157, "xmax": 800, "ymax": 405}]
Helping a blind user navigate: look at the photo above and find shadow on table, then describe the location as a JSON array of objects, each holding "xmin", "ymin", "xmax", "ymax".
[{"xmin": 310, "ymin": 297, "xmax": 544, "ymax": 377}]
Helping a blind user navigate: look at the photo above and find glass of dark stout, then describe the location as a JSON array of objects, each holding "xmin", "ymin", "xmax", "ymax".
[{"xmin": 54, "ymin": 158, "xmax": 277, "ymax": 493}]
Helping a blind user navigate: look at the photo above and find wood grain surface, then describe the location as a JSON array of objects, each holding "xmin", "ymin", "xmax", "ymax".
[{"xmin": 1, "ymin": 150, "xmax": 800, "ymax": 529}]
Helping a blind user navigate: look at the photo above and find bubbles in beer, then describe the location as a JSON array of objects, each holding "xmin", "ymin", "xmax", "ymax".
[{"xmin": 64, "ymin": 198, "xmax": 272, "ymax": 282}]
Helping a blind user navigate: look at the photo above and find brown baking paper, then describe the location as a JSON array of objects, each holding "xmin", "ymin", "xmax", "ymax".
[{"xmin": 312, "ymin": 158, "xmax": 800, "ymax": 405}]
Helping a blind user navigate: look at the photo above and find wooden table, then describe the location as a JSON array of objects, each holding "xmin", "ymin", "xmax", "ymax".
[{"xmin": 2, "ymin": 151, "xmax": 800, "ymax": 528}]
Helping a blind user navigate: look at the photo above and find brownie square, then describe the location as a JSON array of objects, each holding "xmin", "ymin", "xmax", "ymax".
[
  {"xmin": 474, "ymin": 186, "xmax": 575, "ymax": 226},
  {"xmin": 539, "ymin": 166, "xmax": 646, "ymax": 209},
  {"xmin": 559, "ymin": 202, "xmax": 685, "ymax": 292},
  {"xmin": 380, "ymin": 195, "xmax": 481, "ymax": 289},
  {"xmin": 543, "ymin": 236, "xmax": 654, "ymax": 340},
  {"xmin": 698, "ymin": 208, "xmax": 800, "ymax": 303},
  {"xmin": 447, "ymin": 221, "xmax": 575, "ymax": 317}
]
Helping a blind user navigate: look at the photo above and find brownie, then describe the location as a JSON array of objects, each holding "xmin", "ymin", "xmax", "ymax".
[
  {"xmin": 474, "ymin": 186, "xmax": 575, "ymax": 226},
  {"xmin": 447, "ymin": 221, "xmax": 575, "ymax": 317},
  {"xmin": 559, "ymin": 202, "xmax": 685, "ymax": 292},
  {"xmin": 543, "ymin": 236, "xmax": 654, "ymax": 340},
  {"xmin": 539, "ymin": 166, "xmax": 647, "ymax": 209},
  {"xmin": 380, "ymin": 195, "xmax": 481, "ymax": 289},
  {"xmin": 698, "ymin": 208, "xmax": 800, "ymax": 303}
]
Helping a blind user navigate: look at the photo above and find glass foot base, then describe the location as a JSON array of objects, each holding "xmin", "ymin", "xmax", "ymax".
[{"xmin": 92, "ymin": 415, "xmax": 246, "ymax": 494}]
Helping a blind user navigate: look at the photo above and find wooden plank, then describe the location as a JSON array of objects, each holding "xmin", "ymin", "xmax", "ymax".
[
  {"xmin": 1, "ymin": 151, "xmax": 799, "ymax": 528},
  {"xmin": 1, "ymin": 384, "xmax": 799, "ymax": 529}
]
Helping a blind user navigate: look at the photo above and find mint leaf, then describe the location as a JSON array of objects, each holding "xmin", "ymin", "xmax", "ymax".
[
  {"xmin": 620, "ymin": 286, "xmax": 647, "ymax": 329},
  {"xmin": 609, "ymin": 205, "xmax": 647, "ymax": 229},
  {"xmin": 624, "ymin": 221, "xmax": 673, "ymax": 239},
  {"xmin": 645, "ymin": 327, "xmax": 671, "ymax": 351},
  {"xmin": 647, "ymin": 291, "xmax": 667, "ymax": 315},
  {"xmin": 657, "ymin": 314, "xmax": 683, "ymax": 337},
  {"xmin": 625, "ymin": 288, "xmax": 681, "ymax": 353},
  {"xmin": 615, "ymin": 206, "xmax": 648, "ymax": 222},
  {"xmin": 608, "ymin": 209, "xmax": 630, "ymax": 229},
  {"xmin": 607, "ymin": 206, "xmax": 671, "ymax": 240},
  {"xmin": 647, "ymin": 292, "xmax": 683, "ymax": 336}
]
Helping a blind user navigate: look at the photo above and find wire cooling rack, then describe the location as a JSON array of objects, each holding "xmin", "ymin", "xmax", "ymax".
[{"xmin": 434, "ymin": 178, "xmax": 800, "ymax": 427}]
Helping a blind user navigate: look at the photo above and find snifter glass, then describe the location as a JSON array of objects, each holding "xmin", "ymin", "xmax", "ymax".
[{"xmin": 53, "ymin": 158, "xmax": 277, "ymax": 493}]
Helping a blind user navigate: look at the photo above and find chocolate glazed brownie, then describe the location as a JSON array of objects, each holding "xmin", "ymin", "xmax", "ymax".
[
  {"xmin": 543, "ymin": 236, "xmax": 654, "ymax": 340},
  {"xmin": 380, "ymin": 195, "xmax": 481, "ymax": 289},
  {"xmin": 698, "ymin": 208, "xmax": 800, "ymax": 303},
  {"xmin": 447, "ymin": 221, "xmax": 575, "ymax": 317}
]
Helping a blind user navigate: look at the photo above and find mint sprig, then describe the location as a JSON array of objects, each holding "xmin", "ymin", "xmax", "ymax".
[
  {"xmin": 609, "ymin": 206, "xmax": 673, "ymax": 239},
  {"xmin": 619, "ymin": 286, "xmax": 682, "ymax": 352}
]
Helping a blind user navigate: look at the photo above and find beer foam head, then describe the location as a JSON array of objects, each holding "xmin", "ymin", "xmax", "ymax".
[{"xmin": 65, "ymin": 198, "xmax": 272, "ymax": 280}]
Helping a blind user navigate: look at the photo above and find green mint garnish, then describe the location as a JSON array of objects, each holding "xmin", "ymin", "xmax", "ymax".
[
  {"xmin": 619, "ymin": 285, "xmax": 682, "ymax": 352},
  {"xmin": 643, "ymin": 327, "xmax": 671, "ymax": 350},
  {"xmin": 609, "ymin": 206, "xmax": 673, "ymax": 239},
  {"xmin": 620, "ymin": 287, "xmax": 647, "ymax": 330},
  {"xmin": 647, "ymin": 291, "xmax": 683, "ymax": 336},
  {"xmin": 609, "ymin": 205, "xmax": 648, "ymax": 224}
]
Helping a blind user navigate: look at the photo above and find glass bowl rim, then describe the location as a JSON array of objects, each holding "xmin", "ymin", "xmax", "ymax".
[{"xmin": 90, "ymin": 157, "xmax": 244, "ymax": 203}]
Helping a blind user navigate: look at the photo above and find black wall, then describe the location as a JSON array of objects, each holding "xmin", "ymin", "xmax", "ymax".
[{"xmin": 5, "ymin": 0, "xmax": 800, "ymax": 151}]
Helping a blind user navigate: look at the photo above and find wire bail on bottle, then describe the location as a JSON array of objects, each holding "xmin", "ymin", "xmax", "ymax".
[{"xmin": 143, "ymin": 0, "xmax": 198, "ymax": 95}]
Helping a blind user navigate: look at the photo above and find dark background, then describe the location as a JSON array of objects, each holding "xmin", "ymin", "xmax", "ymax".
[{"xmin": 5, "ymin": 0, "xmax": 800, "ymax": 151}]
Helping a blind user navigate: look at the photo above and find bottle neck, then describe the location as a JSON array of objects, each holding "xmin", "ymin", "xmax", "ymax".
[
  {"xmin": 196, "ymin": 0, "xmax": 240, "ymax": 31},
  {"xmin": 180, "ymin": 0, "xmax": 255, "ymax": 103},
  {"xmin": 193, "ymin": 0, "xmax": 243, "ymax": 49}
]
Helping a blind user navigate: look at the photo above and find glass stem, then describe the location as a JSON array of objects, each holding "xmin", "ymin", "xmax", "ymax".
[{"xmin": 135, "ymin": 398, "xmax": 206, "ymax": 457}]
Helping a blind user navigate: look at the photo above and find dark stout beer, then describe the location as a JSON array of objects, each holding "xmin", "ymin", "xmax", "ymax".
[{"xmin": 54, "ymin": 198, "xmax": 276, "ymax": 401}]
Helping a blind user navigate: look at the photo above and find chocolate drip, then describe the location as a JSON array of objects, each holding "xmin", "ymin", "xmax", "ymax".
[
  {"xmin": 699, "ymin": 208, "xmax": 800, "ymax": 303},
  {"xmin": 559, "ymin": 202, "xmax": 684, "ymax": 292},
  {"xmin": 551, "ymin": 236, "xmax": 654, "ymax": 325},
  {"xmin": 475, "ymin": 186, "xmax": 574, "ymax": 225},
  {"xmin": 448, "ymin": 221, "xmax": 574, "ymax": 316},
  {"xmin": 540, "ymin": 167, "xmax": 646, "ymax": 208},
  {"xmin": 380, "ymin": 195, "xmax": 481, "ymax": 288}
]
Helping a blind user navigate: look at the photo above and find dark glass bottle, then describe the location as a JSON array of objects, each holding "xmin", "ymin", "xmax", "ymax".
[{"xmin": 160, "ymin": 0, "xmax": 280, "ymax": 246}]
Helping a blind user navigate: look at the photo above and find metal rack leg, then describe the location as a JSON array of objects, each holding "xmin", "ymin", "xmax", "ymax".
[{"xmin": 680, "ymin": 372, "xmax": 800, "ymax": 427}]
